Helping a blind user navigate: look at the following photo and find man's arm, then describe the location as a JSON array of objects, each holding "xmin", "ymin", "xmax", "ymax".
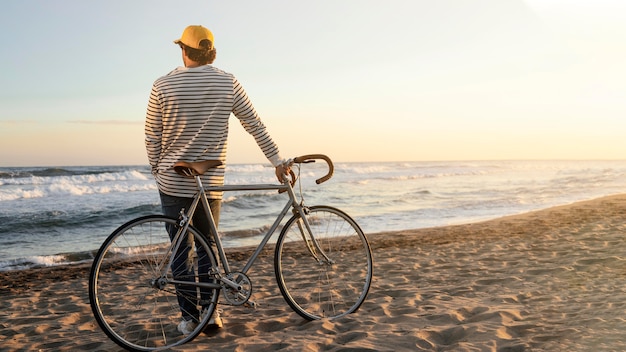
[
  {"xmin": 145, "ymin": 85, "xmax": 163, "ymax": 174},
  {"xmin": 231, "ymin": 78, "xmax": 283, "ymax": 167}
]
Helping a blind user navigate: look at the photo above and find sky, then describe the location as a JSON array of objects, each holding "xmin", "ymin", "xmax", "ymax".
[{"xmin": 1, "ymin": 0, "xmax": 625, "ymax": 167}]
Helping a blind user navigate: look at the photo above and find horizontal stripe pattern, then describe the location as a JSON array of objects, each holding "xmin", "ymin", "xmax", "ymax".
[{"xmin": 145, "ymin": 65, "xmax": 281, "ymax": 198}]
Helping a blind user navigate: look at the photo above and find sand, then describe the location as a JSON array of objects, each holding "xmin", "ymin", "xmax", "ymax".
[{"xmin": 1, "ymin": 194, "xmax": 626, "ymax": 351}]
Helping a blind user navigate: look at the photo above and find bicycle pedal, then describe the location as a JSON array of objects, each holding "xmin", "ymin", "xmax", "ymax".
[{"xmin": 244, "ymin": 300, "xmax": 257, "ymax": 309}]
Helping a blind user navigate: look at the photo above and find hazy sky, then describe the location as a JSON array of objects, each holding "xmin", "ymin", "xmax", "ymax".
[{"xmin": 1, "ymin": 0, "xmax": 624, "ymax": 166}]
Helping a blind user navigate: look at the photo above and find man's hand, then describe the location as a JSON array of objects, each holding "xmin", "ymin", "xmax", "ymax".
[{"xmin": 275, "ymin": 163, "xmax": 291, "ymax": 183}]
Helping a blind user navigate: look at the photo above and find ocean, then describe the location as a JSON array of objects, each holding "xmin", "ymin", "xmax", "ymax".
[{"xmin": 1, "ymin": 160, "xmax": 625, "ymax": 272}]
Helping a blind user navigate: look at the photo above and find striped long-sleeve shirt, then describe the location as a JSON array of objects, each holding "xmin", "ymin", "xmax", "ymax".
[{"xmin": 145, "ymin": 65, "xmax": 282, "ymax": 199}]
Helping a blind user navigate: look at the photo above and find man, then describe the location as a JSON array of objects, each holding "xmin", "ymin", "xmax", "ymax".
[{"xmin": 145, "ymin": 25, "xmax": 288, "ymax": 335}]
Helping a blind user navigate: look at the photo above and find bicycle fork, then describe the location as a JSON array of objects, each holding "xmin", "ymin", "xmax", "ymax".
[{"xmin": 292, "ymin": 205, "xmax": 334, "ymax": 265}]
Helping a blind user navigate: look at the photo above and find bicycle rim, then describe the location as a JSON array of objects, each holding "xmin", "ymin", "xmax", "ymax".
[
  {"xmin": 88, "ymin": 215, "xmax": 219, "ymax": 351},
  {"xmin": 274, "ymin": 206, "xmax": 373, "ymax": 320}
]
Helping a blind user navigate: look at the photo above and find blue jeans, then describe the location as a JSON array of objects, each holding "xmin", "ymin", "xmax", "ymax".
[{"xmin": 160, "ymin": 192, "xmax": 221, "ymax": 321}]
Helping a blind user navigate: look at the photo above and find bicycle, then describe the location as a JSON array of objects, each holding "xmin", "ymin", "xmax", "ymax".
[{"xmin": 89, "ymin": 154, "xmax": 373, "ymax": 351}]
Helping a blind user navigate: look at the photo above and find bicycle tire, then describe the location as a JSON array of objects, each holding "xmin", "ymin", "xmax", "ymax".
[
  {"xmin": 89, "ymin": 215, "xmax": 219, "ymax": 351},
  {"xmin": 274, "ymin": 206, "xmax": 373, "ymax": 320}
]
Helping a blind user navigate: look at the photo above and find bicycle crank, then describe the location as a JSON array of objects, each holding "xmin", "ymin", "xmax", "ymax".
[{"xmin": 221, "ymin": 272, "xmax": 252, "ymax": 306}]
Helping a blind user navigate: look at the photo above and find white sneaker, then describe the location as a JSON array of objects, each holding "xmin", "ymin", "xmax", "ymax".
[
  {"xmin": 177, "ymin": 319, "xmax": 198, "ymax": 335},
  {"xmin": 202, "ymin": 308, "xmax": 223, "ymax": 330}
]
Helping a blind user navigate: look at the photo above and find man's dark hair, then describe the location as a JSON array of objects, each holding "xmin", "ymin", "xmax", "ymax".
[{"xmin": 181, "ymin": 39, "xmax": 216, "ymax": 65}]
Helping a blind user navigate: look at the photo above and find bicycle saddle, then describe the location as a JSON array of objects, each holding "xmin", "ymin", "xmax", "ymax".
[{"xmin": 173, "ymin": 160, "xmax": 223, "ymax": 177}]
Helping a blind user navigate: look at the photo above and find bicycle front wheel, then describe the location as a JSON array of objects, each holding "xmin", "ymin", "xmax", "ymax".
[
  {"xmin": 275, "ymin": 206, "xmax": 373, "ymax": 320},
  {"xmin": 89, "ymin": 215, "xmax": 219, "ymax": 352}
]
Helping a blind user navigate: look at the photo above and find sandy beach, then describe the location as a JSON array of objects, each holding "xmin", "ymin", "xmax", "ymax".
[{"xmin": 1, "ymin": 194, "xmax": 626, "ymax": 351}]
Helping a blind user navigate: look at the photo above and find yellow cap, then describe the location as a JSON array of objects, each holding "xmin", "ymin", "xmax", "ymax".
[{"xmin": 174, "ymin": 25, "xmax": 214, "ymax": 49}]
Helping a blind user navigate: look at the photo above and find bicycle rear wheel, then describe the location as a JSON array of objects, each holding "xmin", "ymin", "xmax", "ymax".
[
  {"xmin": 274, "ymin": 206, "xmax": 373, "ymax": 320},
  {"xmin": 89, "ymin": 215, "xmax": 219, "ymax": 351}
]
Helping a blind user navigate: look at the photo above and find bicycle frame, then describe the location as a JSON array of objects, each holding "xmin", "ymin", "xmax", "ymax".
[{"xmin": 164, "ymin": 172, "xmax": 330, "ymax": 292}]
